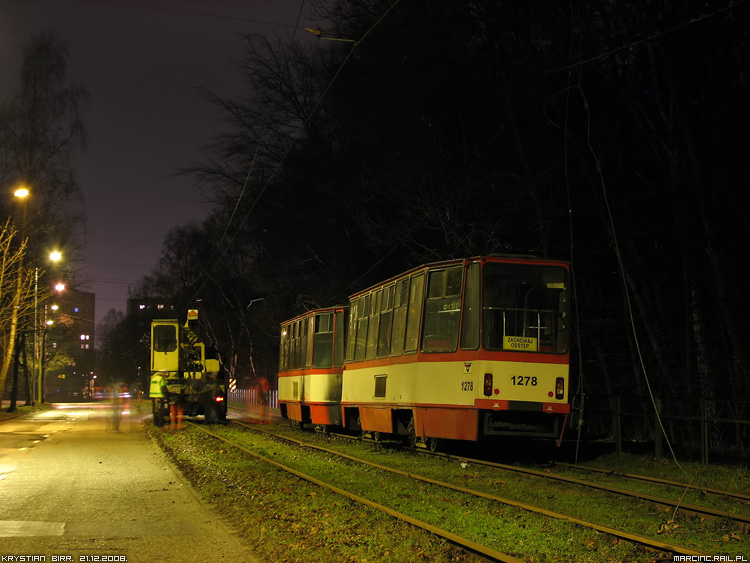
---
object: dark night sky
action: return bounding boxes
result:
[0,0,317,325]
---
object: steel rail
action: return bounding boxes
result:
[230,421,710,558]
[551,461,750,503]
[413,449,750,526]
[188,421,523,563]
[314,424,749,524]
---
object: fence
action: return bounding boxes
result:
[580,395,750,464]
[229,388,278,409]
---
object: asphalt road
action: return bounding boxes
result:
[0,402,262,563]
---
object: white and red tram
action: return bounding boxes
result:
[277,306,347,429]
[278,255,570,448]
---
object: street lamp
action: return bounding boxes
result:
[11,187,65,404]
[36,251,63,404]
[11,187,30,407]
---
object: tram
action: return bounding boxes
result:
[278,255,570,449]
[277,306,347,429]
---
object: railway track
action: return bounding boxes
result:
[408,448,750,528]
[270,419,749,529]
[309,422,750,528]
[551,461,750,504]
[209,420,714,559]
[188,421,524,563]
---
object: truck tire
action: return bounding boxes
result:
[204,400,219,424]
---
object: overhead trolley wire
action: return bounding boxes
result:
[188,0,402,303]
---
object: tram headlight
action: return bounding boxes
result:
[483,373,493,397]
[555,377,565,400]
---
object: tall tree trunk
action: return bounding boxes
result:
[0,239,26,397]
[1,258,24,392]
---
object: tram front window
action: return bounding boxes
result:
[482,264,568,353]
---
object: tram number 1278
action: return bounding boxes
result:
[511,376,538,386]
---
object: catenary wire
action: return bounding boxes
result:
[187,0,402,303]
[578,84,686,475]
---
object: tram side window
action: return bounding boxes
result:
[421,267,463,353]
[286,324,292,369]
[461,262,480,350]
[312,312,333,368]
[285,324,293,370]
[365,290,381,360]
[404,273,425,353]
[345,299,359,362]
[290,323,297,368]
[305,315,314,368]
[482,264,568,353]
[377,285,395,357]
[389,278,410,356]
[290,321,297,368]
[355,293,370,361]
[294,320,302,369]
[279,324,288,371]
[333,311,345,367]
[298,319,307,368]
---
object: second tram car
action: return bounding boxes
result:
[278,306,347,429]
[278,255,570,449]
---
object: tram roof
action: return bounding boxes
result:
[348,254,569,299]
[280,304,348,326]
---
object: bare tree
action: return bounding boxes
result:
[0,31,88,404]
[0,220,35,400]
[0,30,88,263]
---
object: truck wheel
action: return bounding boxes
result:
[204,401,218,424]
[218,401,227,421]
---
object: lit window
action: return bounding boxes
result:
[139,304,146,310]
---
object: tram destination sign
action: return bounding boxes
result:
[503,336,538,351]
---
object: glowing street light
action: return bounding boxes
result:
[11,188,66,405]
[36,252,64,404]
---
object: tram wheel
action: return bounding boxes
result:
[428,437,440,452]
[372,431,381,442]
[406,419,417,448]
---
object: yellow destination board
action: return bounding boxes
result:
[503,336,538,351]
